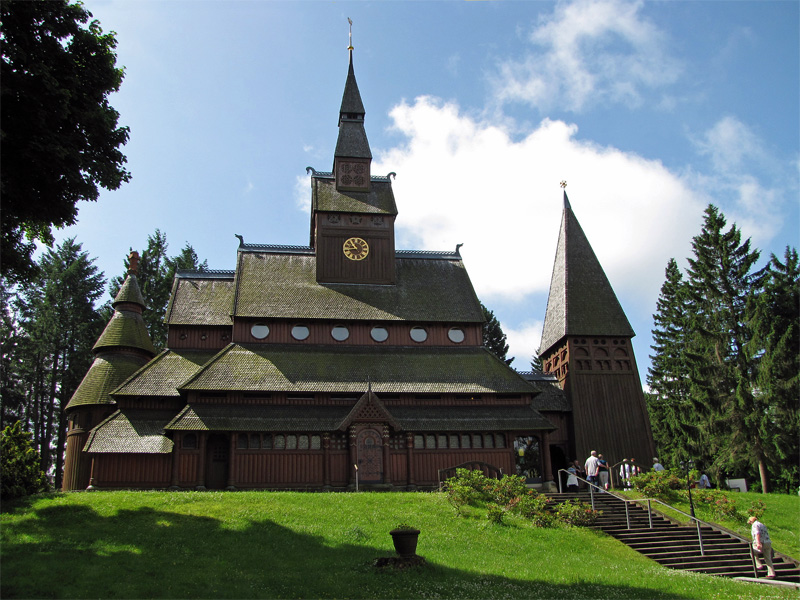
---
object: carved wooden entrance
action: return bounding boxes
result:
[206,434,229,489]
[356,428,383,483]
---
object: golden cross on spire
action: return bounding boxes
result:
[348,17,354,51]
[560,180,567,188]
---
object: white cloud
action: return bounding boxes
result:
[694,116,765,173]
[504,320,544,370]
[492,0,681,112]
[374,96,704,309]
[689,116,787,245]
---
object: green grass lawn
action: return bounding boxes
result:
[1,490,797,599]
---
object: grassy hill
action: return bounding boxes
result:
[1,490,797,599]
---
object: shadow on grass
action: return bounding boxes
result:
[2,501,702,600]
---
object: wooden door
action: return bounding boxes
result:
[206,434,229,489]
[357,429,383,483]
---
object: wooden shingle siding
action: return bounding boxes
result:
[234,453,324,485]
[569,372,654,467]
[412,450,514,485]
[168,326,231,350]
[177,453,199,486]
[94,454,172,488]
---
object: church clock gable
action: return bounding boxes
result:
[309,47,397,285]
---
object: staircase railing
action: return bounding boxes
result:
[556,469,759,577]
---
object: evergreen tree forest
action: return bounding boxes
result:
[0,232,206,489]
[647,205,799,494]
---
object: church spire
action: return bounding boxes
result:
[539,191,634,356]
[333,19,372,192]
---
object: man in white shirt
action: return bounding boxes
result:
[584,450,600,488]
[748,516,776,578]
[653,458,665,472]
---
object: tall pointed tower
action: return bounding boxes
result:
[539,193,655,467]
[311,44,398,285]
[62,253,156,490]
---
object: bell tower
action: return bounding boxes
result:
[333,48,371,192]
[309,30,398,285]
[539,192,655,466]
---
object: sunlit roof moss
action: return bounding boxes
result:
[66,353,151,410]
[93,310,156,355]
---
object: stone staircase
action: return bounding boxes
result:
[546,490,800,583]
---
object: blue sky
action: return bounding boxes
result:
[56,0,799,384]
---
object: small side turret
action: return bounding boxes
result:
[62,252,157,490]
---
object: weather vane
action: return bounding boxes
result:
[560,180,567,189]
[348,17,354,51]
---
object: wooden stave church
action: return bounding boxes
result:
[62,48,653,492]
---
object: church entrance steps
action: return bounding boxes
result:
[544,490,800,584]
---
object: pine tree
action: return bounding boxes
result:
[746,247,800,493]
[480,301,513,365]
[646,258,696,468]
[15,238,105,486]
[685,205,762,488]
[1,421,49,499]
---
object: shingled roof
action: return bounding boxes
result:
[391,405,554,431]
[66,353,152,410]
[94,309,157,355]
[334,53,371,161]
[539,193,634,356]
[164,271,235,326]
[180,344,538,395]
[112,349,218,398]
[311,175,397,215]
[68,271,156,411]
[165,404,351,432]
[113,274,146,307]
[84,410,174,453]
[230,251,482,322]
[164,402,553,433]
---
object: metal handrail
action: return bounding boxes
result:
[555,469,759,577]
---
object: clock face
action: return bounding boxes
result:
[343,237,369,261]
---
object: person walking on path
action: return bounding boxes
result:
[584,451,600,488]
[748,516,776,578]
[598,454,610,491]
[653,458,665,472]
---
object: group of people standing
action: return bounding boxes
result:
[565,454,714,492]
[565,450,613,492]
[564,453,650,491]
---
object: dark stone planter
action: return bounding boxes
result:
[389,528,420,557]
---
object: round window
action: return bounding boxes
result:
[410,326,428,343]
[291,325,310,340]
[331,325,349,341]
[370,327,389,342]
[448,327,465,343]
[251,324,270,339]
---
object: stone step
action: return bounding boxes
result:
[650,548,752,563]
[625,540,743,551]
[610,532,732,544]
[544,492,800,584]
